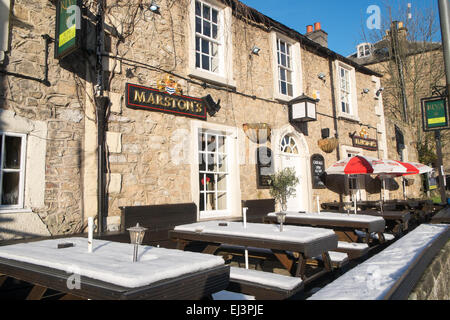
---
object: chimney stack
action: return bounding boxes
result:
[306,22,328,48]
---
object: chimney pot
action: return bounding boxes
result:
[314,22,322,31]
[307,25,313,33]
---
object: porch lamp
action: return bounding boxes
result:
[127,223,148,262]
[288,94,318,123]
[276,212,287,232]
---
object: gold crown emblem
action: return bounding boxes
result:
[157,75,182,95]
[359,129,369,139]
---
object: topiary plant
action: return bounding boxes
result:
[268,167,299,212]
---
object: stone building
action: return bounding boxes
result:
[0,0,389,240]
[349,21,448,200]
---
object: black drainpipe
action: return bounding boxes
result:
[328,57,343,203]
[95,1,107,236]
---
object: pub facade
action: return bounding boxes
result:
[0,0,403,239]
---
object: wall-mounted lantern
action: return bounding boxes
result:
[288,95,318,123]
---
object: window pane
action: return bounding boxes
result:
[217,136,226,153]
[2,172,20,205]
[217,174,227,191]
[211,56,219,73]
[195,1,201,16]
[196,36,200,51]
[280,68,286,81]
[201,39,209,54]
[212,24,218,39]
[207,135,216,151]
[202,54,210,70]
[217,193,227,210]
[199,153,206,171]
[206,174,215,191]
[280,41,286,53]
[196,17,202,33]
[280,54,286,67]
[4,136,22,169]
[280,81,287,95]
[203,21,211,37]
[288,84,293,97]
[206,193,216,210]
[212,9,218,23]
[203,4,210,20]
[196,53,201,68]
[199,192,205,211]
[217,155,227,172]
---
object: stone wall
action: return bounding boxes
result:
[409,240,450,300]
[0,0,90,239]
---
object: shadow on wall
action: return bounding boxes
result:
[0,216,45,243]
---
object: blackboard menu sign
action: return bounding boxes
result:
[311,154,326,189]
[257,147,274,188]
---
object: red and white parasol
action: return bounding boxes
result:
[325,156,408,175]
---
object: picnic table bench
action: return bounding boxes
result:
[308,224,450,300]
[227,267,304,300]
[169,221,338,282]
[0,238,229,300]
[431,206,450,224]
[264,211,386,259]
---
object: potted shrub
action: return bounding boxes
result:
[268,167,299,212]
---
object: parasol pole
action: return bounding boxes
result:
[242,207,249,270]
[381,177,386,215]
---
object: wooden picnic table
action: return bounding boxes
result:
[0,238,229,300]
[264,211,386,244]
[169,221,338,282]
[359,210,411,236]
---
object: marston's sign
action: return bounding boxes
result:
[352,134,378,151]
[125,83,207,120]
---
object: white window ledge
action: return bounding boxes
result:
[189,69,236,90]
[338,112,361,123]
[0,208,33,214]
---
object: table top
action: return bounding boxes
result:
[171,221,338,258]
[265,211,386,233]
[360,210,411,221]
[0,238,225,289]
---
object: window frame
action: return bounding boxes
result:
[271,32,302,101]
[188,0,235,88]
[0,132,27,210]
[198,129,230,216]
[336,61,359,121]
[276,38,294,97]
[195,0,222,74]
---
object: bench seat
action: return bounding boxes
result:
[313,251,349,268]
[335,241,369,260]
[227,267,304,300]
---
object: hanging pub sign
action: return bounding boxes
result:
[55,0,83,59]
[421,96,450,131]
[351,129,378,151]
[311,154,326,189]
[125,80,207,120]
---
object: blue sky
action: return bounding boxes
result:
[240,0,440,57]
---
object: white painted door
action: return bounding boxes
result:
[279,135,308,212]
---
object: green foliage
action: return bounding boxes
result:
[418,142,437,166]
[268,168,299,210]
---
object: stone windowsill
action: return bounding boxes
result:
[188,69,236,90]
[337,112,361,123]
[0,208,33,214]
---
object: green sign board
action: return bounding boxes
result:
[421,96,450,131]
[55,0,82,59]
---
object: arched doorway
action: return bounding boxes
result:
[274,128,311,212]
